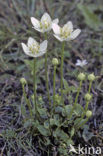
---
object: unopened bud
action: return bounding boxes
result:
[52,58,59,66]
[88,73,95,81]
[86,110,92,118]
[38,96,42,102]
[55,94,60,104]
[20,78,27,85]
[78,73,85,81]
[31,94,34,101]
[85,93,92,101]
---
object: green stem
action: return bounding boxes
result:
[69,81,82,118]
[88,81,92,93]
[74,81,82,108]
[84,81,92,115]
[60,41,65,105]
[53,65,56,113]
[76,118,88,130]
[76,81,93,128]
[33,58,37,116]
[45,33,51,105]
[22,84,32,117]
[84,101,89,115]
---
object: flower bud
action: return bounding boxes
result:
[52,58,59,66]
[88,73,95,81]
[77,73,86,81]
[20,78,27,85]
[85,93,92,101]
[38,96,42,102]
[55,94,60,104]
[62,143,66,148]
[31,94,34,101]
[86,110,92,118]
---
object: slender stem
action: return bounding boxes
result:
[45,33,51,105]
[33,58,37,116]
[84,81,92,115]
[69,81,82,119]
[76,81,93,128]
[53,65,56,113]
[88,81,92,93]
[84,101,89,115]
[74,81,82,108]
[60,41,65,105]
[22,84,32,117]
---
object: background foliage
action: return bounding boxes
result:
[0,0,103,155]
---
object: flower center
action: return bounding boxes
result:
[61,27,72,39]
[42,20,50,29]
[29,43,40,54]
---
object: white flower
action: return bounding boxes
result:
[76,59,87,67]
[52,21,81,42]
[31,12,59,33]
[21,37,48,57]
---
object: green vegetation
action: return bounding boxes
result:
[0,0,103,155]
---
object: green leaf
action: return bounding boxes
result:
[53,129,69,142]
[78,4,102,30]
[50,117,60,127]
[24,119,34,128]
[55,106,63,114]
[44,138,51,146]
[83,125,94,142]
[24,58,44,73]
[70,127,75,138]
[21,103,26,117]
[62,105,72,117]
[63,79,77,94]
[37,108,48,119]
[74,104,84,116]
[37,124,51,136]
[74,118,86,126]
[44,120,49,129]
[58,146,68,156]
[66,139,74,146]
[63,79,69,90]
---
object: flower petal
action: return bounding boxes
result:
[42,27,51,33]
[21,43,31,56]
[62,21,73,34]
[77,59,81,63]
[27,37,38,47]
[75,62,80,66]
[53,34,64,42]
[52,23,61,35]
[70,29,81,40]
[32,27,43,33]
[65,21,73,31]
[35,51,46,58]
[52,18,59,24]
[39,40,48,52]
[41,12,51,24]
[31,17,40,29]
[83,60,87,65]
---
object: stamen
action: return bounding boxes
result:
[29,43,40,54]
[43,20,50,29]
[60,27,72,39]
